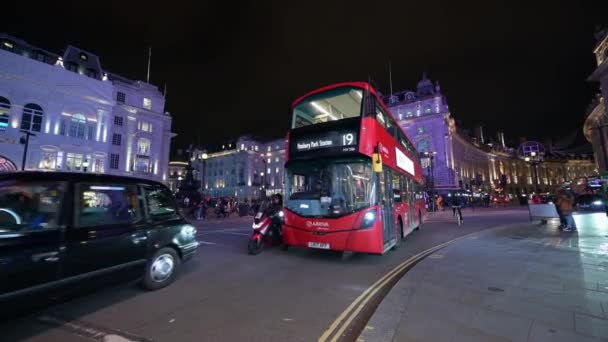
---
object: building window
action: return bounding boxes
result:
[418,126,425,134]
[66,62,78,72]
[116,92,126,103]
[137,138,151,156]
[416,139,428,153]
[114,116,123,126]
[138,121,152,132]
[143,97,152,110]
[0,96,11,131]
[39,150,58,170]
[110,154,119,169]
[93,157,104,173]
[406,111,413,117]
[79,53,88,61]
[276,167,279,173]
[66,153,84,171]
[275,157,279,162]
[86,68,97,79]
[425,105,432,113]
[20,103,43,132]
[59,119,67,136]
[86,125,94,140]
[69,114,86,139]
[112,133,122,146]
[35,51,46,63]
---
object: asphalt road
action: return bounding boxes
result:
[0,207,531,342]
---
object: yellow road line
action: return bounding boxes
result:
[319,229,493,342]
[328,246,444,342]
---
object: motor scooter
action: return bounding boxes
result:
[248,200,283,255]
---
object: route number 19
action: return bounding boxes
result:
[342,133,355,145]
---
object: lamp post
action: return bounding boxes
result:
[19,129,36,171]
[421,151,437,211]
[591,120,608,171]
[201,152,208,194]
[518,142,545,194]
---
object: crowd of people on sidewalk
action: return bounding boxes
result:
[179,195,266,221]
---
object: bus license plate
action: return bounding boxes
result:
[308,242,330,250]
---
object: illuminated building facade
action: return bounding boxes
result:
[586,28,608,174]
[190,136,286,200]
[387,74,596,196]
[0,33,174,182]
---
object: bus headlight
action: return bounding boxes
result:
[360,210,376,229]
[593,200,603,206]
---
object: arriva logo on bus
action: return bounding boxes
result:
[306,221,330,229]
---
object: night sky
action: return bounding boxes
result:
[3,1,607,151]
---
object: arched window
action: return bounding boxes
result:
[0,97,10,131]
[134,138,152,173]
[137,138,151,156]
[69,114,86,139]
[20,103,43,132]
[417,139,428,152]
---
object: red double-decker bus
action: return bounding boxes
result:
[282,82,426,254]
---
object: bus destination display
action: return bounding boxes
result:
[294,131,358,153]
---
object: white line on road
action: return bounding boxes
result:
[197,240,217,245]
[36,315,150,342]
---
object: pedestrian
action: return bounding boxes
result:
[557,190,576,231]
[184,196,190,208]
[195,200,203,220]
[555,190,566,229]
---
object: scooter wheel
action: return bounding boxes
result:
[248,238,264,255]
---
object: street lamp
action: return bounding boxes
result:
[19,129,36,171]
[421,151,437,211]
[518,141,545,193]
[201,152,208,193]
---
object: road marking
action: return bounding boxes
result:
[428,254,444,259]
[36,315,151,342]
[319,226,509,342]
[197,240,217,245]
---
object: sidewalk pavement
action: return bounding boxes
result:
[360,212,608,342]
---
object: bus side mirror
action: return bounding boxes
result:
[372,153,383,173]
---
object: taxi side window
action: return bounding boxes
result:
[75,184,141,227]
[143,186,177,220]
[0,181,66,232]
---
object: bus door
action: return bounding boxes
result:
[378,169,395,245]
[407,178,415,230]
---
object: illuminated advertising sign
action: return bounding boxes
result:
[395,147,415,176]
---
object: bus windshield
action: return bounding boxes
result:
[292,86,363,129]
[286,160,375,217]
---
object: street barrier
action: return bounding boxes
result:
[527,203,559,222]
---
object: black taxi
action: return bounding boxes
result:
[0,172,198,300]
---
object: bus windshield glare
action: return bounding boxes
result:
[286,160,375,217]
[292,87,363,129]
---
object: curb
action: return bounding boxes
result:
[355,222,539,342]
[319,222,526,342]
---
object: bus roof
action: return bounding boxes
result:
[291,81,420,161]
[291,82,378,107]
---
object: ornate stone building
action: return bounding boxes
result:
[386,74,596,196]
[0,33,174,182]
[586,28,608,174]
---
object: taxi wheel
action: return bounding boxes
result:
[142,247,181,291]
